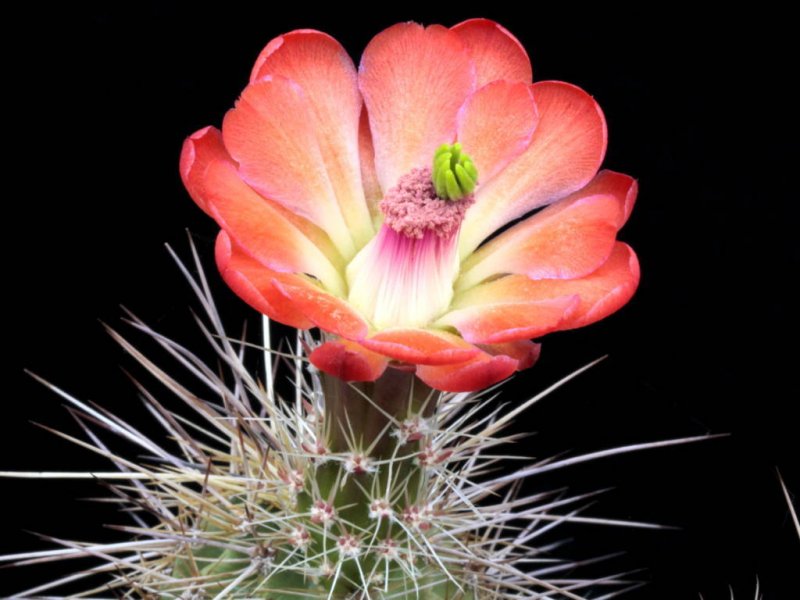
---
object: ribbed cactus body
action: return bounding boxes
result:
[1,249,641,598]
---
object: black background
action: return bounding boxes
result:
[5,4,798,598]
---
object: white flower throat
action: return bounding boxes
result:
[347,167,474,330]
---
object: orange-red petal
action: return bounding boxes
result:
[359,107,382,223]
[480,340,542,371]
[437,295,580,344]
[445,243,640,342]
[203,159,345,296]
[458,170,636,290]
[597,170,639,227]
[215,232,312,329]
[553,243,641,330]
[457,81,538,183]
[359,22,476,191]
[416,351,518,392]
[222,75,355,258]
[250,30,374,248]
[179,126,231,216]
[273,278,369,341]
[185,134,342,265]
[359,329,479,366]
[310,339,388,382]
[451,19,532,87]
[460,81,608,258]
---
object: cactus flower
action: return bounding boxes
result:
[181,19,639,392]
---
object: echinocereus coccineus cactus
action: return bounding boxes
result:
[2,19,662,599]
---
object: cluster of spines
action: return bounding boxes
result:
[0,242,669,598]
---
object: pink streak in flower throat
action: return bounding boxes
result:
[346,167,475,328]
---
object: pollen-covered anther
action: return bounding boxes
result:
[380,167,474,239]
[337,533,361,558]
[343,452,376,475]
[310,500,336,526]
[369,498,394,520]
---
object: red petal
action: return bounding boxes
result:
[447,243,639,341]
[273,278,369,340]
[179,126,231,215]
[416,351,518,392]
[359,22,475,191]
[437,295,580,344]
[215,232,312,329]
[451,19,532,87]
[250,30,374,248]
[457,81,538,183]
[181,126,342,262]
[458,169,636,290]
[359,107,382,222]
[203,159,346,296]
[480,340,542,371]
[222,76,355,258]
[593,170,639,227]
[460,81,608,257]
[555,243,641,329]
[310,339,388,382]
[359,329,479,366]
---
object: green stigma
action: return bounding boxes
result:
[432,142,478,201]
